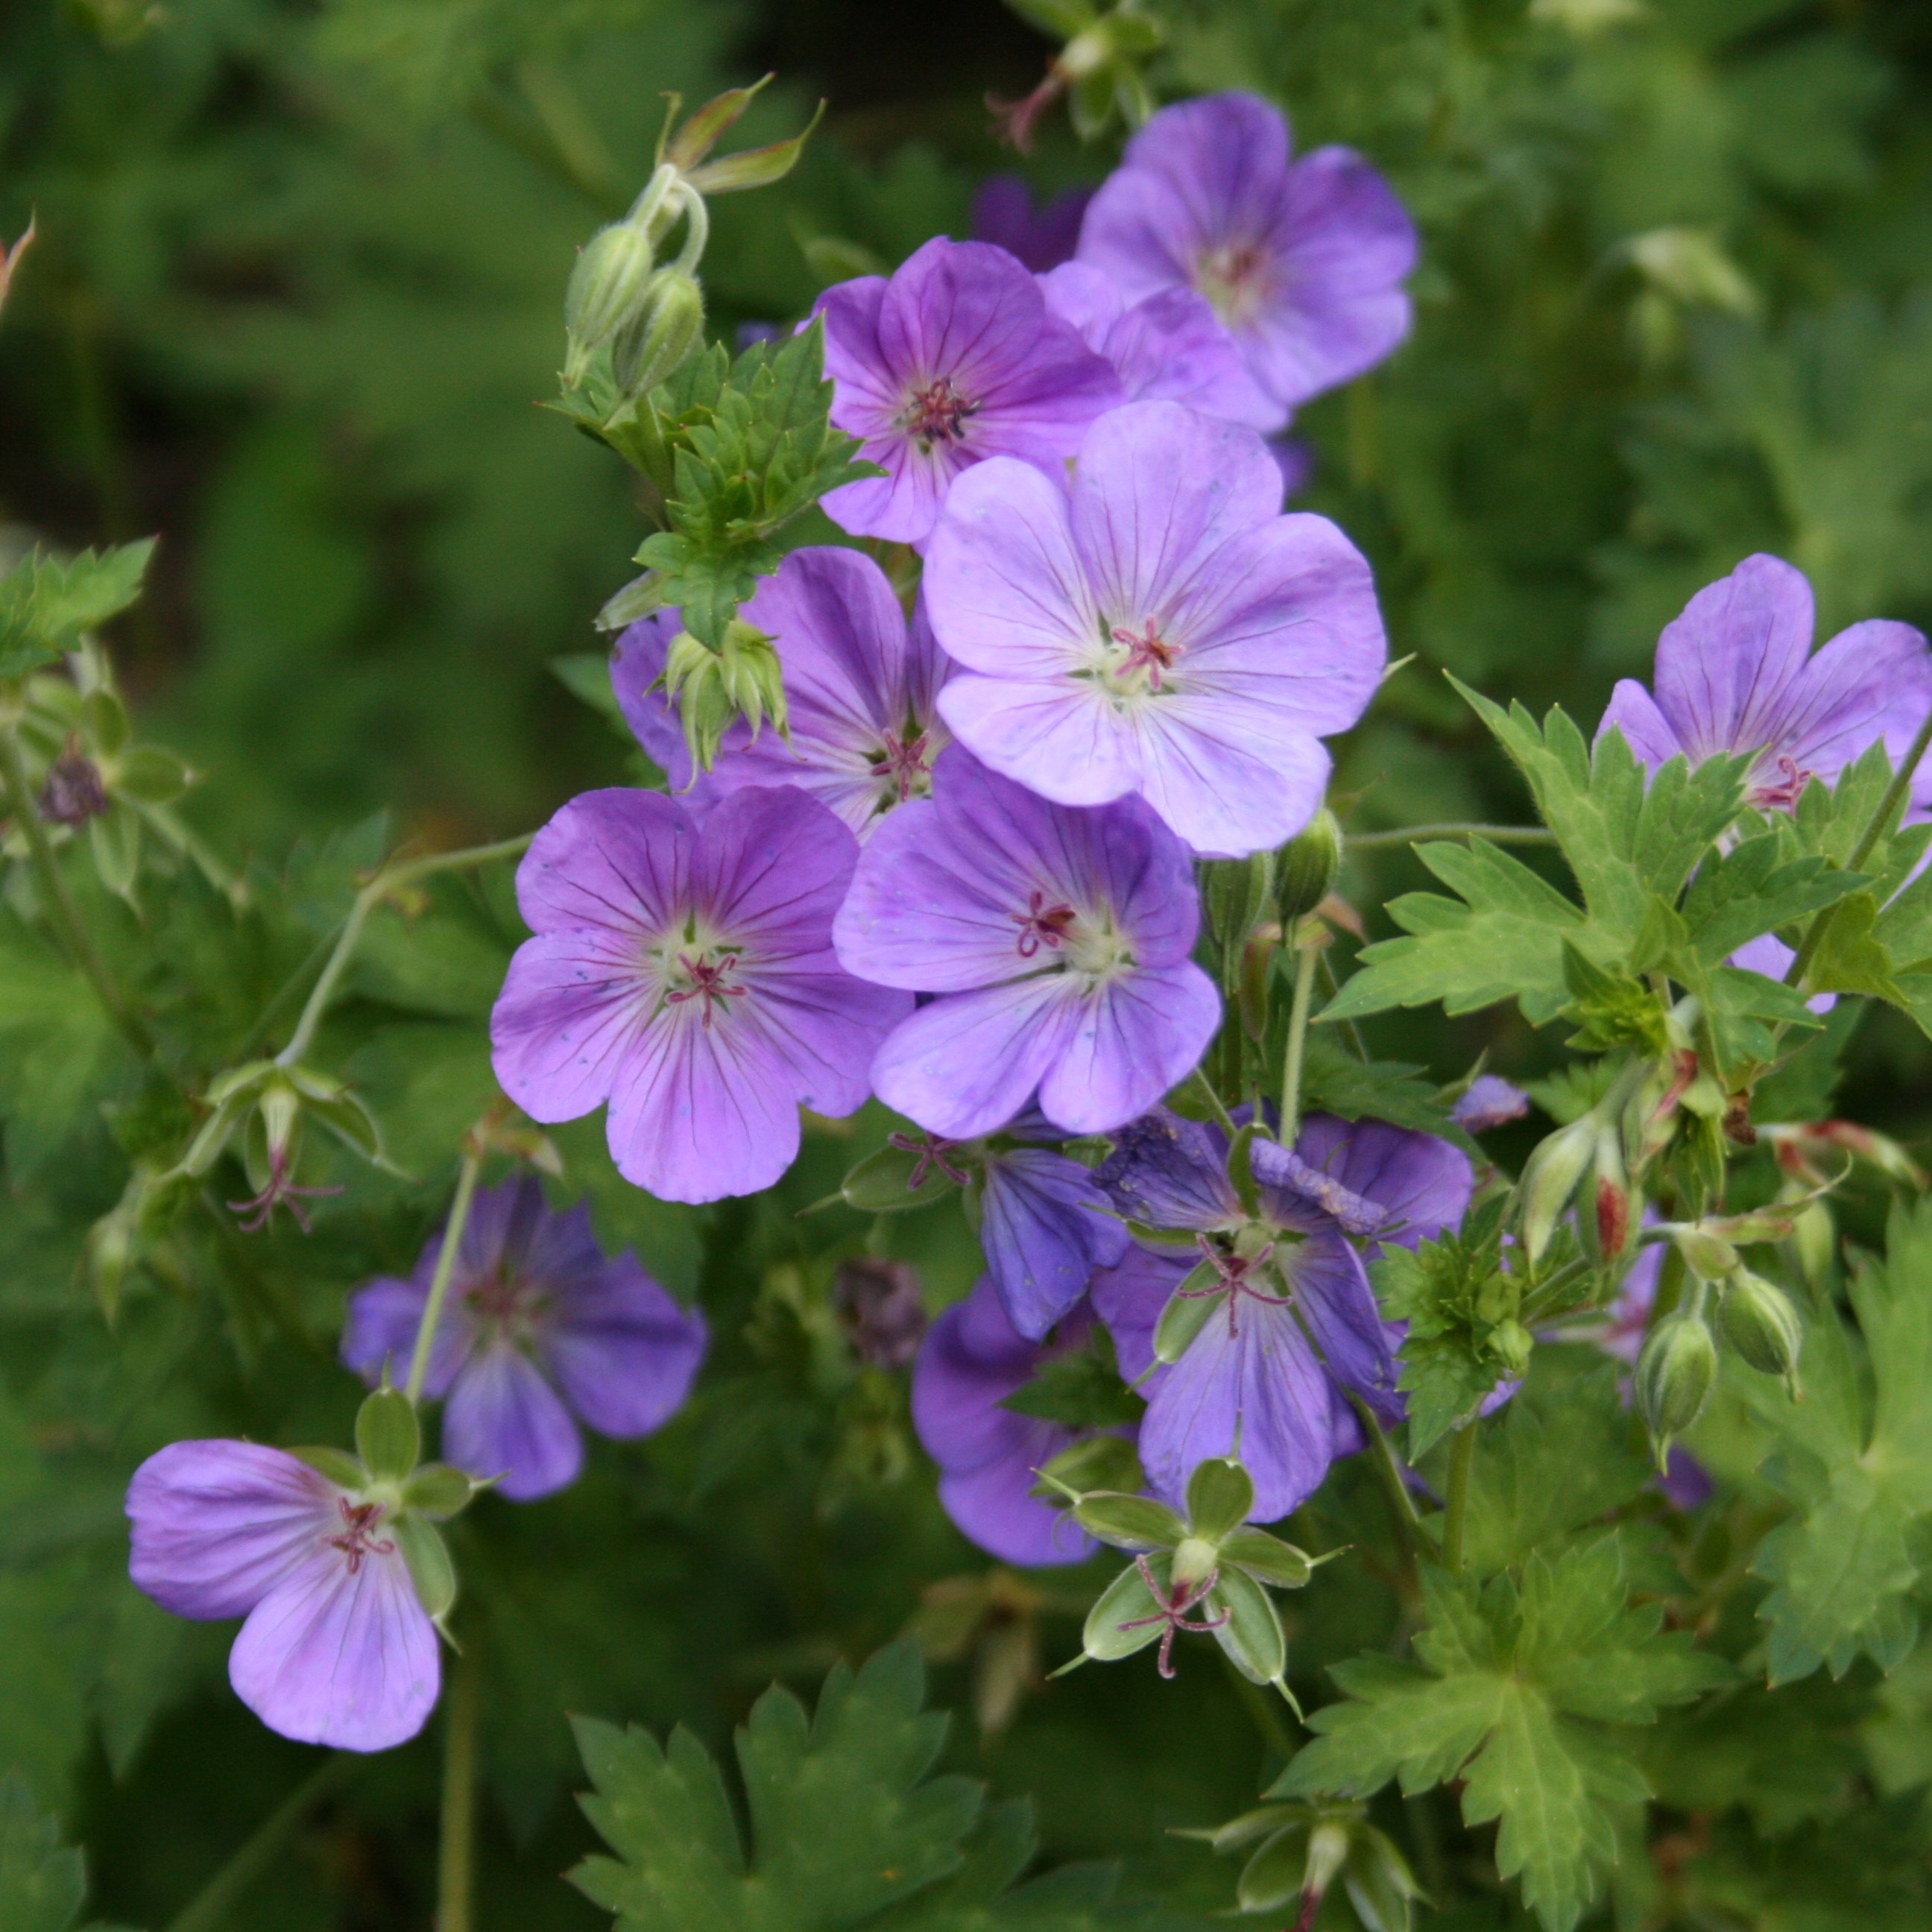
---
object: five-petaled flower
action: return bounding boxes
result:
[341,1175,707,1500]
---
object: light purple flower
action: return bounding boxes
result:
[1450,1075,1530,1132]
[1091,1109,1471,1521]
[924,399,1386,856]
[127,1441,438,1752]
[614,549,952,838]
[972,177,1093,272]
[491,785,911,1205]
[833,753,1219,1141]
[1038,261,1284,432]
[912,1278,1114,1566]
[341,1176,707,1501]
[814,236,1122,545]
[1598,554,1932,815]
[1078,92,1417,417]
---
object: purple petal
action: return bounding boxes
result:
[1775,618,1932,789]
[1093,1108,1242,1232]
[513,788,698,938]
[1034,963,1220,1136]
[542,1260,709,1440]
[1450,1076,1530,1132]
[127,1442,339,1621]
[341,1273,467,1401]
[972,177,1092,273]
[1287,1230,1401,1421]
[490,926,648,1125]
[1278,1114,1473,1250]
[1091,1246,1189,1382]
[979,1144,1131,1342]
[1729,932,1835,1015]
[1106,95,1295,276]
[443,1343,584,1500]
[1597,679,1685,767]
[229,1540,439,1752]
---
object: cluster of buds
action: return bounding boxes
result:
[658,619,790,772]
[1185,1796,1423,1928]
[561,80,818,409]
[994,0,1166,150]
[1048,1456,1325,1700]
[1197,808,1344,1042]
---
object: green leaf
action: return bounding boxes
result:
[1296,1035,1477,1154]
[1000,1328,1143,1430]
[0,1773,85,1932]
[0,540,156,681]
[1748,1199,1932,1683]
[1278,1540,1727,1932]
[1675,832,1866,964]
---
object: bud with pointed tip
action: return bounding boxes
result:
[1274,809,1342,926]
[1581,1118,1639,1268]
[1791,1196,1835,1290]
[1515,1114,1595,1263]
[1199,852,1275,959]
[612,268,705,400]
[660,622,790,771]
[1635,1310,1717,1464]
[1720,1269,1803,1396]
[564,221,657,384]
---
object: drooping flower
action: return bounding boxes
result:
[1078,92,1417,417]
[833,753,1219,1141]
[341,1175,707,1500]
[1038,261,1284,432]
[971,177,1092,272]
[491,786,911,1204]
[614,549,952,837]
[976,1108,1132,1342]
[814,236,1123,546]
[1091,1109,1471,1521]
[912,1277,1119,1567]
[1597,553,1932,815]
[925,399,1386,855]
[127,1440,439,1752]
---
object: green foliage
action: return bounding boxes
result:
[1279,1538,1729,1932]
[0,542,154,683]
[0,1774,86,1932]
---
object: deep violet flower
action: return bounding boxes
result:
[1090,1109,1471,1521]
[1598,553,1932,815]
[1078,92,1417,417]
[833,753,1219,1141]
[127,1440,438,1751]
[341,1176,707,1500]
[1038,261,1284,432]
[814,236,1122,545]
[925,400,1386,856]
[613,549,953,837]
[912,1277,1116,1566]
[491,786,911,1204]
[972,177,1093,272]
[977,1111,1131,1342]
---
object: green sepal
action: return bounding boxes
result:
[1208,1565,1289,1688]
[402,1461,482,1521]
[1185,1456,1254,1542]
[394,1515,456,1624]
[1080,1556,1167,1663]
[1154,1269,1224,1363]
[111,742,192,805]
[1221,1527,1317,1589]
[1069,1491,1186,1551]
[88,806,141,906]
[356,1385,420,1483]
[840,1139,965,1213]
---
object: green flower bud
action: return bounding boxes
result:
[1199,853,1275,954]
[564,221,657,382]
[1489,1316,1532,1377]
[661,623,790,772]
[1515,1114,1595,1263]
[1720,1269,1804,1395]
[611,268,705,400]
[1673,1223,1740,1281]
[1580,1119,1639,1268]
[1792,1196,1836,1290]
[1274,809,1342,926]
[1634,1310,1717,1464]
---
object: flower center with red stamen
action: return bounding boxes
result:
[1114,1552,1230,1679]
[665,950,748,1028]
[900,376,979,452]
[1747,752,1811,812]
[886,1131,971,1189]
[327,1496,397,1575]
[869,728,934,804]
[1109,619,1179,692]
[1011,888,1079,959]
[1193,237,1275,329]
[1179,1234,1293,1338]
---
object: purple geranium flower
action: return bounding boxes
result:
[1090,1109,1471,1521]
[814,236,1122,545]
[912,1278,1115,1566]
[341,1176,707,1500]
[1598,554,1932,815]
[1038,261,1284,432]
[971,177,1093,272]
[613,550,952,838]
[491,786,911,1204]
[833,753,1219,1141]
[977,1109,1132,1342]
[127,1440,438,1752]
[1078,92,1417,417]
[925,399,1385,856]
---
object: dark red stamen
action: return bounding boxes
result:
[1115,1552,1229,1679]
[1179,1234,1292,1338]
[871,728,932,803]
[227,1146,344,1235]
[1012,888,1078,959]
[887,1131,971,1189]
[1749,752,1810,811]
[986,69,1066,154]
[666,952,747,1028]
[328,1496,396,1575]
[1110,619,1178,690]
[902,376,979,449]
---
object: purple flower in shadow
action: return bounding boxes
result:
[814,236,1121,545]
[341,1176,707,1500]
[127,1441,438,1752]
[972,177,1093,271]
[1078,92,1417,417]
[833,752,1219,1140]
[491,785,911,1203]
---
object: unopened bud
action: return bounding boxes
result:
[1489,1317,1532,1377]
[39,736,109,824]
[1274,809,1342,926]
[1673,1224,1739,1282]
[612,268,704,399]
[1516,1114,1595,1263]
[1199,852,1275,956]
[1792,1197,1835,1289]
[1582,1120,1639,1267]
[564,221,657,382]
[1634,1311,1717,1463]
[1303,1820,1352,1912]
[1720,1269,1803,1395]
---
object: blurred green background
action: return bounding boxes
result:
[4,0,1932,1926]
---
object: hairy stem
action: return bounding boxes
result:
[407,1149,484,1407]
[437,1634,485,1932]
[1345,823,1557,851]
[1278,941,1318,1145]
[1443,1421,1478,1575]
[1346,1392,1423,1571]
[163,1753,355,1932]
[277,834,531,1069]
[0,720,155,1058]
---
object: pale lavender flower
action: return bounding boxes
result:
[341,1176,707,1500]
[912,1278,1115,1566]
[1038,261,1284,432]
[491,786,911,1204]
[1091,1109,1471,1521]
[925,399,1386,855]
[814,236,1122,545]
[972,177,1093,271]
[1598,553,1932,814]
[1078,92,1417,417]
[833,753,1219,1141]
[127,1441,438,1752]
[1450,1076,1530,1132]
